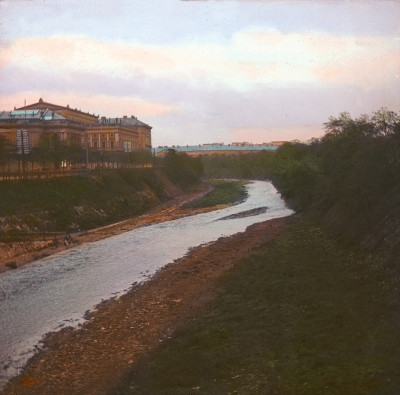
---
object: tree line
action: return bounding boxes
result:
[202,109,400,263]
[160,149,203,187]
[0,133,153,173]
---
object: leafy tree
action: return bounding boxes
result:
[32,133,65,169]
[163,150,203,186]
[270,109,400,260]
[0,134,11,174]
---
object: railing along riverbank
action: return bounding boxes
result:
[0,164,153,182]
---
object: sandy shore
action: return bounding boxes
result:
[1,208,293,395]
[0,185,215,274]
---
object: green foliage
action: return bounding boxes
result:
[162,150,203,187]
[0,132,154,171]
[87,150,153,166]
[271,109,400,259]
[32,133,67,168]
[0,169,169,232]
[184,180,247,209]
[0,134,14,171]
[271,143,320,208]
[197,108,399,260]
[0,135,8,164]
[201,151,275,179]
[113,220,400,395]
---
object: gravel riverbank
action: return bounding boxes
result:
[1,216,292,395]
[0,185,213,274]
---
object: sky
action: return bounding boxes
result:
[0,0,399,146]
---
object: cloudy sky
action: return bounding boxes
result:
[0,0,399,146]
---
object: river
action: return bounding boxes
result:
[0,180,293,387]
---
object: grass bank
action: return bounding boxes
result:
[184,179,247,209]
[0,169,169,235]
[113,218,400,395]
[0,175,247,241]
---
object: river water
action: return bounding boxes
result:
[0,180,293,387]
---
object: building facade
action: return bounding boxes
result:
[153,143,278,157]
[0,99,152,154]
[86,116,152,152]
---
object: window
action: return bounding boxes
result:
[110,141,114,149]
[93,141,98,148]
[102,141,106,149]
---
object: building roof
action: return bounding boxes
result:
[0,108,67,121]
[99,115,151,129]
[16,98,98,120]
[1,100,151,129]
[153,144,278,154]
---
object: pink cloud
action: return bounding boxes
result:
[4,31,398,91]
[0,92,176,118]
[231,125,324,143]
[0,44,13,69]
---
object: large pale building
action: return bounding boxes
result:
[86,116,152,152]
[0,99,152,153]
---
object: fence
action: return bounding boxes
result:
[0,230,75,243]
[0,163,154,182]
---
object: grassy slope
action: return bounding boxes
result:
[0,169,166,232]
[0,176,246,237]
[114,218,400,395]
[184,180,247,209]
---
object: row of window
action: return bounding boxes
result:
[90,132,115,138]
[92,140,115,149]
[91,140,139,150]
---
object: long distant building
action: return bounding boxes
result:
[153,143,279,157]
[0,98,152,153]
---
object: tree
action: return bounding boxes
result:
[33,133,67,169]
[0,134,13,175]
[163,150,203,186]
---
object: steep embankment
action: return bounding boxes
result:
[201,110,400,268]
[111,217,400,395]
[0,169,178,236]
[0,168,187,270]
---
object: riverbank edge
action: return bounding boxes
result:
[1,214,294,395]
[0,183,220,274]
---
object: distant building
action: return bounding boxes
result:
[0,98,152,153]
[153,143,278,157]
[232,142,250,146]
[86,116,151,152]
[269,141,287,146]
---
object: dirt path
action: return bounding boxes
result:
[0,184,214,274]
[1,215,293,395]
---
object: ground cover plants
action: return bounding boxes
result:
[183,179,247,209]
[114,218,400,395]
[269,109,400,263]
[201,109,400,265]
[0,169,169,234]
[112,109,400,394]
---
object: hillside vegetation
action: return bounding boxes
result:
[202,151,275,179]
[0,169,167,236]
[183,180,247,209]
[0,152,204,238]
[271,109,400,265]
[114,218,400,395]
[203,109,400,265]
[114,109,400,395]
